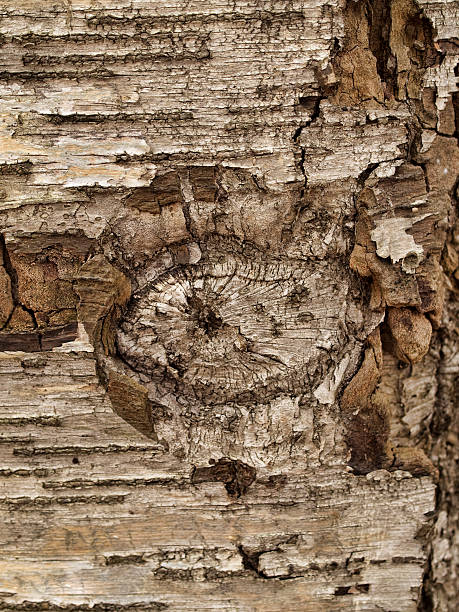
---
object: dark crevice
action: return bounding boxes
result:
[419,476,440,611]
[105,554,146,566]
[335,586,351,596]
[297,147,307,199]
[297,95,322,122]
[0,235,39,333]
[0,160,33,176]
[293,95,323,199]
[294,95,322,141]
[415,161,430,193]
[238,545,267,577]
[366,0,396,95]
[191,457,256,498]
[292,125,303,141]
[189,296,223,337]
[335,583,370,596]
[238,545,295,580]
[407,122,430,192]
[357,162,380,186]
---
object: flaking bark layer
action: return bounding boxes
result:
[0,0,457,609]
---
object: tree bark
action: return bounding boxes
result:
[0,0,457,610]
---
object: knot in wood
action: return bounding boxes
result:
[116,255,348,405]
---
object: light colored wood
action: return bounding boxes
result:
[0,0,457,609]
[0,353,435,610]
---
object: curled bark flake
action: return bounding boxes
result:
[392,446,439,480]
[107,371,153,438]
[386,306,433,363]
[76,254,131,350]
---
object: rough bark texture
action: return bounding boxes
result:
[0,0,457,610]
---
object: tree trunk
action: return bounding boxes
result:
[0,0,457,610]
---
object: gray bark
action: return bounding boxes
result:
[0,0,457,610]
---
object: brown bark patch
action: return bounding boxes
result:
[76,255,131,348]
[0,237,84,349]
[107,371,153,438]
[125,171,183,214]
[392,446,438,479]
[189,166,217,202]
[341,328,393,474]
[0,322,78,352]
[331,0,385,105]
[386,307,432,363]
[333,0,441,105]
[0,266,13,327]
[346,406,393,475]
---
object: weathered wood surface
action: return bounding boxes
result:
[0,0,457,610]
[0,352,435,610]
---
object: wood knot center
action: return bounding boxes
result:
[115,255,348,404]
[189,296,223,337]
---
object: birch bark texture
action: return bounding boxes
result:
[0,0,457,610]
